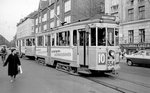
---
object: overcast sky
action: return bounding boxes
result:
[0,0,39,41]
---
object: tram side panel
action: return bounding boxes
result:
[25,46,35,57]
[51,47,74,65]
[21,46,26,56]
[88,47,97,70]
[36,47,47,59]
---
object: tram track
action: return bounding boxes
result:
[54,66,136,93]
[83,73,150,93]
[85,77,137,93]
[106,73,150,89]
[45,63,149,93]
[55,69,149,93]
[116,76,150,89]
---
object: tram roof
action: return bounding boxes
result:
[51,15,117,31]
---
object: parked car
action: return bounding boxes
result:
[126,50,150,66]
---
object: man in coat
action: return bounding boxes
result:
[3,49,21,82]
[1,46,7,63]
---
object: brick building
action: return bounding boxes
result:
[34,0,105,34]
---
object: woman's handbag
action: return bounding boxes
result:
[18,65,23,74]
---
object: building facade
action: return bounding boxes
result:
[16,11,37,50]
[119,0,150,54]
[17,18,34,39]
[34,0,105,34]
[105,0,119,17]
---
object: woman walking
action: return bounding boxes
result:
[3,49,21,82]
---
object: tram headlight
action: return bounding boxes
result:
[109,50,115,58]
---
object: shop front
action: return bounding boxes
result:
[120,43,150,55]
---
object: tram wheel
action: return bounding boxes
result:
[127,60,133,66]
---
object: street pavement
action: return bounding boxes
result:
[118,62,150,88]
[0,57,119,93]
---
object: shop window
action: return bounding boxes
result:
[139,29,145,43]
[128,30,134,43]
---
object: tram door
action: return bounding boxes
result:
[46,35,51,65]
[78,29,89,67]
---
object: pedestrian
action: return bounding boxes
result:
[1,46,7,63]
[3,49,21,82]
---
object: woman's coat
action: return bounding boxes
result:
[4,54,21,76]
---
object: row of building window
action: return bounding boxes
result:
[35,16,71,33]
[128,5,145,21]
[129,0,145,5]
[35,0,71,25]
[128,29,145,43]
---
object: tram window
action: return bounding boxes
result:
[32,39,35,46]
[115,28,119,46]
[98,28,106,46]
[45,35,48,46]
[37,36,44,46]
[26,39,28,46]
[73,30,77,46]
[146,52,150,56]
[91,28,96,46]
[79,31,84,46]
[16,40,18,47]
[26,39,32,46]
[107,28,114,46]
[22,39,25,46]
[79,30,89,46]
[56,31,70,46]
[56,33,59,46]
[51,34,55,46]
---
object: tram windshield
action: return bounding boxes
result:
[97,27,116,46]
[98,28,106,46]
[107,28,114,46]
[73,27,118,46]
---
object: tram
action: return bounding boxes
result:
[16,36,35,59]
[35,15,120,74]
